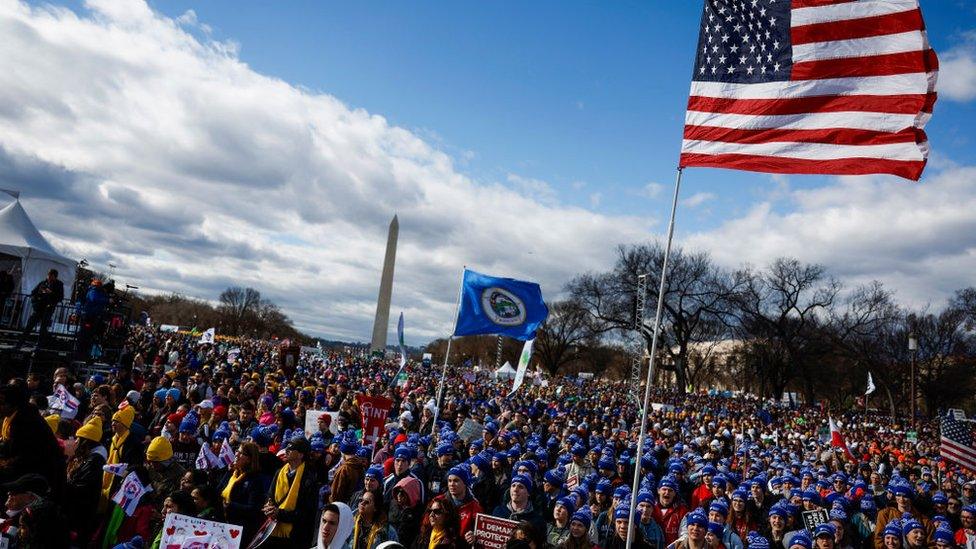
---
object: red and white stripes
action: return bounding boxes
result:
[681,0,938,181]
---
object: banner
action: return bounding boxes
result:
[358,394,393,449]
[48,384,80,420]
[199,327,215,344]
[160,512,242,549]
[474,514,519,549]
[112,471,152,516]
[160,324,179,333]
[508,338,535,396]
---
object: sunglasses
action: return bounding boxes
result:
[428,508,444,515]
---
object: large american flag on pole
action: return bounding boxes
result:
[680,0,938,181]
[941,413,976,472]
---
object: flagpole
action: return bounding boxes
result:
[626,166,683,549]
[431,267,466,437]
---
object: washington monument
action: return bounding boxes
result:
[370,214,398,353]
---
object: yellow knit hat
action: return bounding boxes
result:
[45,414,60,433]
[146,436,173,462]
[76,416,103,442]
[112,405,135,429]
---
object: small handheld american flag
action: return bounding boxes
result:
[941,412,976,472]
[680,0,938,181]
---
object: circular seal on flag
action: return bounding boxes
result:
[481,287,526,326]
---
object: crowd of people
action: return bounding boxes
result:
[0,324,972,549]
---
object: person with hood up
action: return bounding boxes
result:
[389,475,423,547]
[314,502,354,549]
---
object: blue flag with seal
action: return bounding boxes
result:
[453,269,548,341]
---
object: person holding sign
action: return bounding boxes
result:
[263,436,319,548]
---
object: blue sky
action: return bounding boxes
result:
[5,0,976,343]
[145,0,976,227]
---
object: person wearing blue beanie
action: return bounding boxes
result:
[491,473,545,543]
[790,531,813,549]
[547,496,576,546]
[630,489,666,549]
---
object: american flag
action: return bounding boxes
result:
[941,413,976,472]
[680,0,938,181]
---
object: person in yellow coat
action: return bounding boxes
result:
[100,405,143,511]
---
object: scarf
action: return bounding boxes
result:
[100,431,129,511]
[270,462,305,538]
[0,411,15,441]
[221,470,245,505]
[352,517,384,549]
[429,526,447,548]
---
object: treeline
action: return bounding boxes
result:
[130,286,309,342]
[445,243,976,415]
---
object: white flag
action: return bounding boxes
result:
[508,338,535,397]
[865,372,876,395]
[219,439,236,468]
[196,442,221,470]
[112,471,152,516]
[199,327,216,344]
[49,384,80,420]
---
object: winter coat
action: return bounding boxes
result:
[389,476,423,547]
[66,451,106,543]
[332,456,368,504]
[219,469,270,546]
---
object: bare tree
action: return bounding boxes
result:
[535,301,590,375]
[729,258,839,401]
[218,286,262,336]
[568,243,733,393]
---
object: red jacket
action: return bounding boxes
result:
[691,483,712,508]
[653,502,689,545]
[433,492,483,538]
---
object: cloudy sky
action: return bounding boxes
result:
[2,0,975,344]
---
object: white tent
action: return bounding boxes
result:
[494,361,517,380]
[0,199,75,297]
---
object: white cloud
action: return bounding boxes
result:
[681,192,715,208]
[685,166,976,307]
[642,182,664,198]
[0,0,649,342]
[938,31,976,102]
[506,173,559,204]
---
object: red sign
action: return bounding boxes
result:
[358,394,393,449]
[474,514,519,549]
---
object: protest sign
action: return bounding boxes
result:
[422,353,432,367]
[358,394,393,449]
[305,410,340,437]
[458,418,484,443]
[802,509,830,533]
[566,474,579,490]
[161,512,242,549]
[474,514,519,549]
